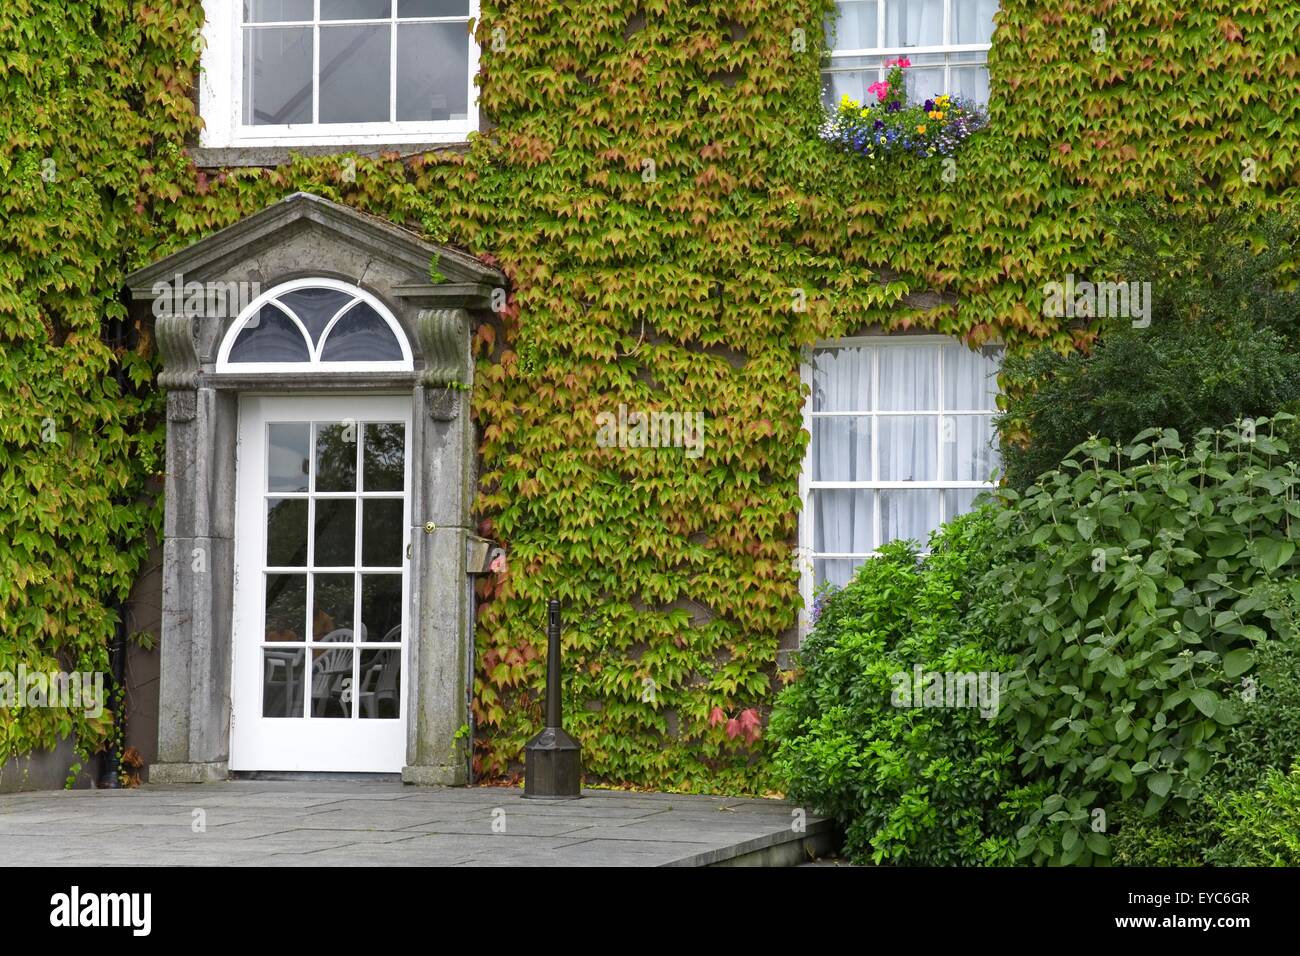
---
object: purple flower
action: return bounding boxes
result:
[873,119,884,130]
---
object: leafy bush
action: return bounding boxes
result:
[769,507,1020,865]
[986,419,1300,864]
[1206,766,1300,866]
[997,204,1300,491]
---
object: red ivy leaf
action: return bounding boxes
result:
[725,718,741,739]
[709,706,726,727]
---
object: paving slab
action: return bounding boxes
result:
[0,781,831,867]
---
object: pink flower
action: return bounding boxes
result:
[867,80,890,102]
[884,57,911,68]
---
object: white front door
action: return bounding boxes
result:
[230,395,411,772]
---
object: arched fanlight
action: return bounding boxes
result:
[216,278,413,372]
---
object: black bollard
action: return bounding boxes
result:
[523,600,582,799]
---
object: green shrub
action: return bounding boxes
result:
[986,419,1300,864]
[769,507,1020,865]
[997,203,1300,491]
[1206,766,1300,866]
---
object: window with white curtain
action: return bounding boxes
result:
[199,1,479,148]
[800,337,1001,609]
[822,0,998,108]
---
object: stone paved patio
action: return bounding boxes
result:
[0,781,832,867]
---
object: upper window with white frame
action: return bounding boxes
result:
[822,0,998,109]
[200,1,478,149]
[800,336,1001,608]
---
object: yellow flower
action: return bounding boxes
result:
[917,124,927,134]
[936,111,945,120]
[928,110,941,119]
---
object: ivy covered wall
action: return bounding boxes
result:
[1,0,1297,791]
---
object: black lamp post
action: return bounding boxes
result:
[523,600,582,799]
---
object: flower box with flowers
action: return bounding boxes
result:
[824,58,988,164]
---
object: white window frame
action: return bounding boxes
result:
[822,0,994,99]
[797,334,1001,634]
[199,0,480,148]
[215,277,414,373]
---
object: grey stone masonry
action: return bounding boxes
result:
[126,193,506,786]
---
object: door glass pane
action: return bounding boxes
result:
[311,647,354,717]
[263,648,306,717]
[363,423,405,491]
[266,498,309,566]
[265,574,307,642]
[268,422,310,492]
[313,573,355,640]
[319,24,391,123]
[359,650,400,718]
[320,304,405,361]
[396,22,469,121]
[228,305,310,362]
[243,27,313,125]
[362,500,404,567]
[279,288,355,346]
[315,422,358,492]
[361,574,402,641]
[314,499,357,566]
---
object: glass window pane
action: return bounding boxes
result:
[943,343,1000,410]
[943,487,983,522]
[812,347,872,412]
[245,0,314,23]
[322,0,391,18]
[320,303,405,361]
[243,27,313,125]
[898,53,946,100]
[812,417,872,481]
[827,1,879,50]
[813,489,876,554]
[942,415,998,481]
[362,499,404,567]
[311,647,353,717]
[228,305,310,362]
[265,574,307,642]
[267,498,309,567]
[315,422,358,492]
[878,345,938,410]
[953,0,998,44]
[314,498,357,566]
[815,557,865,590]
[399,0,469,15]
[879,416,938,481]
[268,422,310,492]
[313,573,355,640]
[277,288,356,346]
[396,22,470,121]
[361,574,403,641]
[880,488,941,547]
[319,24,391,123]
[821,68,877,111]
[263,647,305,717]
[363,423,406,491]
[884,0,944,47]
[359,649,401,718]
[950,63,989,104]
